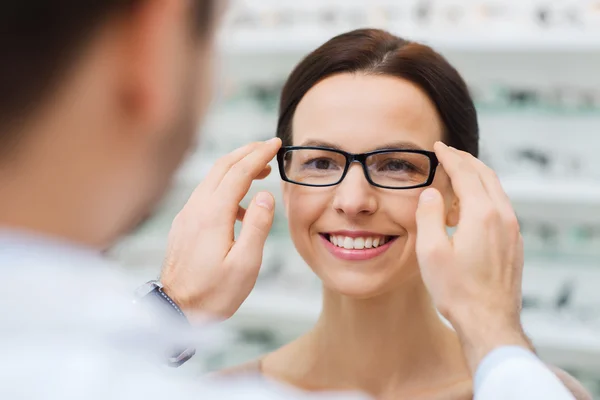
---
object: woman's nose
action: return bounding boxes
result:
[332,164,378,217]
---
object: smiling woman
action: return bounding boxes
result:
[220,28,591,400]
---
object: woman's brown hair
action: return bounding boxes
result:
[276,28,479,157]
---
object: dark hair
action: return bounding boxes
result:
[0,1,214,148]
[276,28,479,157]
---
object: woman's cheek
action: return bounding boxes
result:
[385,192,421,232]
[286,189,327,243]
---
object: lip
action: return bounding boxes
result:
[326,230,388,238]
[319,234,398,261]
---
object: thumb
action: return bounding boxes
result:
[415,188,451,266]
[226,191,275,275]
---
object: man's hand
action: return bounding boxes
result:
[415,141,531,373]
[159,138,282,322]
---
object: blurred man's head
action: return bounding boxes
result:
[0,1,219,248]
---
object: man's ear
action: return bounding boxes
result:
[119,0,188,129]
[446,195,460,228]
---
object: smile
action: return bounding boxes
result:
[319,232,399,261]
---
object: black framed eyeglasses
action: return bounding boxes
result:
[276,146,439,190]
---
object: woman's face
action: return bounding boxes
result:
[282,73,459,298]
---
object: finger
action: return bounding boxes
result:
[201,142,263,191]
[450,148,515,218]
[255,164,272,181]
[434,142,489,209]
[186,141,273,208]
[226,192,275,277]
[415,188,452,267]
[206,168,271,224]
[215,138,281,208]
[236,206,246,222]
[231,167,272,222]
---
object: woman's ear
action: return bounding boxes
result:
[446,196,460,228]
[281,181,290,220]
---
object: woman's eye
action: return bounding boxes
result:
[305,158,334,169]
[382,160,413,172]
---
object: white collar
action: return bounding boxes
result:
[0,228,107,268]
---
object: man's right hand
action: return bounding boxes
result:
[415,141,532,374]
[159,138,282,322]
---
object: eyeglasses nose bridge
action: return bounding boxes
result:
[344,153,371,182]
[347,153,368,166]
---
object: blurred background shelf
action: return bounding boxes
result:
[504,178,600,205]
[503,178,600,224]
[220,31,600,55]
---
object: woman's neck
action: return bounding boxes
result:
[266,274,470,397]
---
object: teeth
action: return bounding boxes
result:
[343,237,353,249]
[354,237,365,249]
[328,235,388,250]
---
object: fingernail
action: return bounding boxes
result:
[255,192,274,210]
[266,137,280,145]
[435,141,448,148]
[419,188,438,203]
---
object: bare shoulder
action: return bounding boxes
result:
[547,364,593,400]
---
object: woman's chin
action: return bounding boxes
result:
[321,272,392,299]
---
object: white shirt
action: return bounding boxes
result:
[475,346,575,399]
[0,230,574,400]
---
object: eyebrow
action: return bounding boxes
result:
[299,139,427,152]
